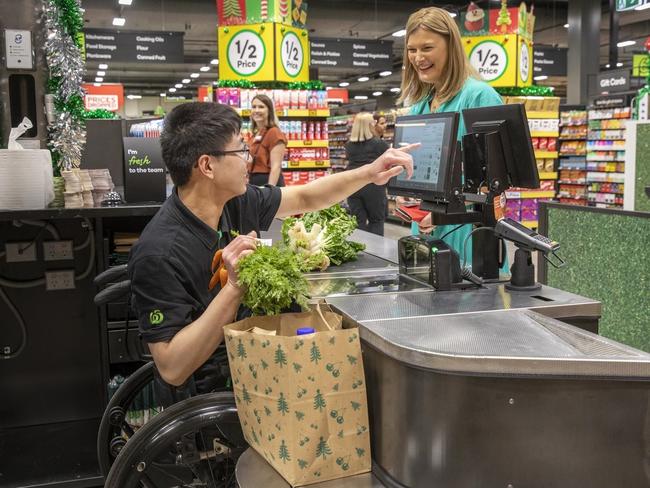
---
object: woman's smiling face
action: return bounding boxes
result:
[406,27,449,86]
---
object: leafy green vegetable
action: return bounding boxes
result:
[237,244,309,315]
[282,204,366,268]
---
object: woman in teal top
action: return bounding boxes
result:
[398,6,505,270]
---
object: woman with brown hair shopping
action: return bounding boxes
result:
[248,94,287,186]
[345,112,390,236]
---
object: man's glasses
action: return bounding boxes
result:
[211,145,250,161]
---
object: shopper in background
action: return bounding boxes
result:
[374,113,388,139]
[345,112,390,236]
[399,6,503,267]
[129,102,416,403]
[248,94,287,187]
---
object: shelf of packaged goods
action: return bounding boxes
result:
[587,189,624,196]
[530,131,559,138]
[538,172,558,179]
[286,140,329,148]
[521,220,538,229]
[534,150,559,159]
[505,190,556,199]
[283,160,331,169]
[558,180,587,185]
[238,109,330,118]
[559,152,587,157]
[527,111,558,119]
[557,193,587,200]
[587,145,626,151]
[558,136,587,141]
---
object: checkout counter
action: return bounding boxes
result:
[236,104,650,487]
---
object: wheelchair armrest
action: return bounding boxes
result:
[94,280,131,306]
[94,264,128,287]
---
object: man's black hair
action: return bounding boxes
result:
[160,102,242,187]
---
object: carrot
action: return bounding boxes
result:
[211,249,223,273]
[219,266,228,288]
[208,272,220,291]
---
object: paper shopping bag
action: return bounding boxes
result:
[224,309,371,487]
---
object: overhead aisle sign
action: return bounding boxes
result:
[616,0,647,11]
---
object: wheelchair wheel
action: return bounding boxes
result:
[105,392,246,488]
[98,361,157,476]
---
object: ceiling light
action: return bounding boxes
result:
[606,64,611,68]
[127,94,142,100]
[118,0,133,5]
[339,81,350,87]
[534,75,548,81]
[210,58,219,65]
[635,3,650,9]
[200,66,210,72]
[190,73,200,78]
[564,23,569,28]
[169,87,177,92]
[354,95,368,100]
[617,62,623,67]
[98,63,108,70]
[358,76,369,82]
[182,78,190,84]
[97,70,105,76]
[379,71,392,77]
[617,40,636,47]
[447,12,457,18]
[160,93,166,97]
[213,81,219,85]
[112,17,126,26]
[93,83,102,87]
[392,29,406,37]
[372,91,383,96]
[326,86,333,90]
[390,87,401,93]
[95,77,103,82]
[175,83,183,88]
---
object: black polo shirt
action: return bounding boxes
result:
[129,184,281,393]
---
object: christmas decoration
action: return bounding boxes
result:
[84,108,119,120]
[222,0,245,25]
[496,0,512,34]
[43,0,86,175]
[496,85,554,97]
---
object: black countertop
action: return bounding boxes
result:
[0,204,162,221]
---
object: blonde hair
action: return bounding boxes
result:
[349,112,376,142]
[398,7,478,107]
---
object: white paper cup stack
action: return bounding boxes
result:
[89,168,115,206]
[62,170,84,208]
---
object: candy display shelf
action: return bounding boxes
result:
[558,107,588,206]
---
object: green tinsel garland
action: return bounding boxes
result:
[53,0,84,39]
[496,86,555,97]
[84,109,119,119]
[215,80,326,90]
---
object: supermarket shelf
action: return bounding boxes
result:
[527,111,558,119]
[534,150,559,159]
[538,172,558,179]
[286,140,329,148]
[505,190,556,199]
[238,109,330,117]
[558,180,586,185]
[588,190,624,196]
[559,152,587,157]
[283,160,331,169]
[531,131,559,137]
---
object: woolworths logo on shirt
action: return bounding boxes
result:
[149,309,164,325]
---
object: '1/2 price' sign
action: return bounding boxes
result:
[276,24,309,82]
[469,40,508,82]
[464,35,532,87]
[219,24,274,81]
[227,30,266,76]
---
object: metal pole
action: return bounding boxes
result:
[567,0,601,104]
[609,0,619,68]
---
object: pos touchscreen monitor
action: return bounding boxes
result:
[462,103,539,190]
[387,111,459,202]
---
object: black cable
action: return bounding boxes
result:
[462,226,497,269]
[0,287,27,360]
[439,224,465,241]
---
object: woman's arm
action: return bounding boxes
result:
[267,142,286,186]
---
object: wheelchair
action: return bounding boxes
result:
[94,265,248,487]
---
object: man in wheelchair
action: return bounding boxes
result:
[129,102,416,406]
